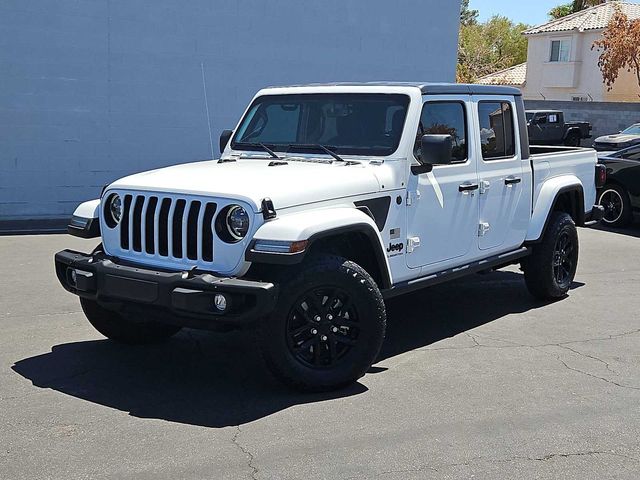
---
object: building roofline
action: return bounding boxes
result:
[522,1,640,36]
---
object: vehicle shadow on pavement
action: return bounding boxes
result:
[12,271,576,428]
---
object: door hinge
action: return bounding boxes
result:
[406,190,420,206]
[478,222,490,236]
[479,180,491,194]
[407,236,421,253]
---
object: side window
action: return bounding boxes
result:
[478,101,515,160]
[548,113,559,124]
[415,102,467,163]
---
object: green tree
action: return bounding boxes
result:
[548,0,608,20]
[460,0,479,26]
[457,15,529,83]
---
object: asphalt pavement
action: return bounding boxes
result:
[1,225,639,479]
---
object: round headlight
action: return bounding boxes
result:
[104,194,122,228]
[226,205,249,240]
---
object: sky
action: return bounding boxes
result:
[470,0,561,26]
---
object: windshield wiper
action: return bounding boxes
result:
[286,144,344,162]
[234,142,281,159]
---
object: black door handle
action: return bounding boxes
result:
[459,183,479,192]
[505,177,521,185]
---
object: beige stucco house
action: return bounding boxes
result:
[478,2,640,102]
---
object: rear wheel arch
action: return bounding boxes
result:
[529,185,585,244]
[551,186,585,226]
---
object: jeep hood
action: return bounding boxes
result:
[108,159,382,212]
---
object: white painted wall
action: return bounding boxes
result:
[522,31,640,102]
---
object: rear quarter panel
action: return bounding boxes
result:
[527,148,598,241]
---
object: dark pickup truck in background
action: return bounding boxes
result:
[526,110,592,147]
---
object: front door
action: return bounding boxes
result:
[474,97,530,252]
[406,98,479,270]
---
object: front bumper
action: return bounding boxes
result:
[54,249,278,329]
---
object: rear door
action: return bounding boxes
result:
[474,97,530,252]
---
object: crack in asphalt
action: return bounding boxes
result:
[522,450,640,462]
[556,344,618,375]
[231,426,259,480]
[417,330,640,392]
[347,449,639,479]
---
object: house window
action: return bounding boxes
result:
[550,39,570,62]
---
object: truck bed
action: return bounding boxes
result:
[530,145,598,220]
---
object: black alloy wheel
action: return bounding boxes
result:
[552,231,574,289]
[256,254,386,392]
[285,286,359,369]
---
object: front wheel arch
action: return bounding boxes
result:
[246,223,392,290]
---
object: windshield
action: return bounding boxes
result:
[621,125,640,135]
[231,93,410,156]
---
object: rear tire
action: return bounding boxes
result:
[598,184,632,227]
[80,298,181,344]
[564,132,581,147]
[256,255,386,392]
[522,212,579,300]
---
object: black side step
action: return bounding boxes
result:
[382,247,531,300]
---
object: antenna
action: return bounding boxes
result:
[200,62,215,160]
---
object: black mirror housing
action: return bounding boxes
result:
[413,134,452,175]
[219,129,233,155]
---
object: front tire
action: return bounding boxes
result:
[598,184,632,227]
[522,212,579,300]
[257,255,386,392]
[80,298,181,344]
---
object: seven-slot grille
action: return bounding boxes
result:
[119,194,217,262]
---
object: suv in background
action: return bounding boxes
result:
[526,110,592,147]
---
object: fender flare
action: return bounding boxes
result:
[563,127,581,140]
[526,177,585,243]
[68,199,101,238]
[245,207,392,289]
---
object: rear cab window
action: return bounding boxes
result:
[478,101,516,160]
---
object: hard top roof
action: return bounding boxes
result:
[268,82,522,96]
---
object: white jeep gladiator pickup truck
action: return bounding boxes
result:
[55,83,606,391]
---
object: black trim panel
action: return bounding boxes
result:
[354,196,391,231]
[382,247,530,299]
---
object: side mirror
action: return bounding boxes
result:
[219,129,233,155]
[412,134,452,175]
